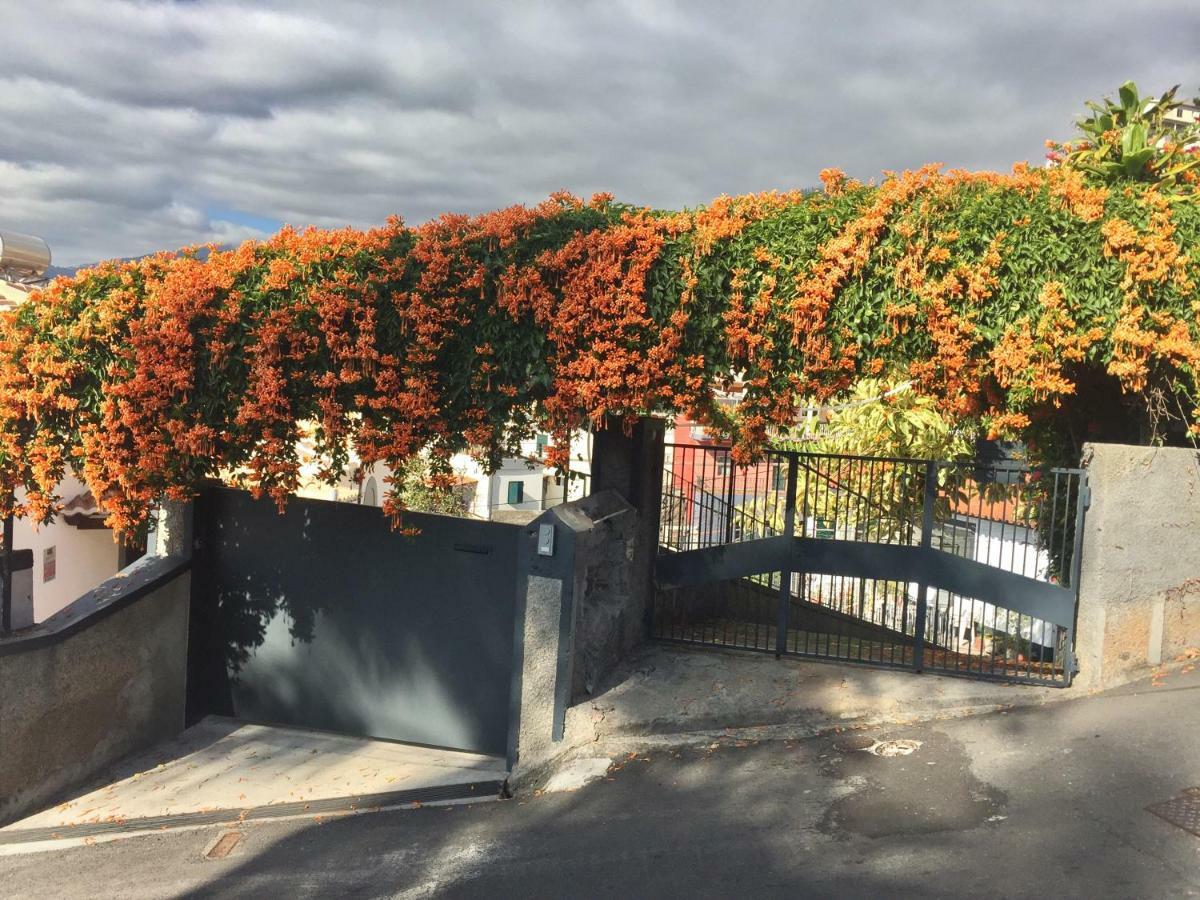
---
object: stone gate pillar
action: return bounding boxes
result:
[591,416,666,635]
[1075,443,1200,688]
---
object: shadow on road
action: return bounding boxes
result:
[166,673,1200,899]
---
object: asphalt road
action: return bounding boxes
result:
[3,668,1200,899]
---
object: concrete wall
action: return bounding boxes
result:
[0,505,192,826]
[512,571,568,777]
[0,558,190,825]
[1076,443,1200,689]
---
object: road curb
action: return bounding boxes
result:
[0,779,506,853]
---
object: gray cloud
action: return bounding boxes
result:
[2,0,1198,264]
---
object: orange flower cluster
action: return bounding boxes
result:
[991,281,1105,413]
[1102,192,1200,399]
[791,166,941,394]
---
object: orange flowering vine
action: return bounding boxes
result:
[0,160,1197,534]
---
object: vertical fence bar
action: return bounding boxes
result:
[0,512,12,635]
[912,460,937,672]
[1068,473,1089,592]
[1048,470,1062,581]
[776,455,798,658]
[724,450,736,545]
[1061,471,1090,685]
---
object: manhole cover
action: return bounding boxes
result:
[834,736,877,753]
[831,737,922,757]
[1147,788,1200,837]
[867,739,922,758]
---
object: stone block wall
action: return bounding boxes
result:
[1075,443,1200,688]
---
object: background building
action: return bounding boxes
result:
[2,230,127,626]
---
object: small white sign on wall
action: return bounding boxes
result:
[43,545,56,582]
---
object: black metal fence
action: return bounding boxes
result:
[654,443,1088,685]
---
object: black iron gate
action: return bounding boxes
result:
[653,445,1088,686]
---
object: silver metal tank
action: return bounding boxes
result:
[0,229,51,278]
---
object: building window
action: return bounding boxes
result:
[715,454,732,476]
[507,481,524,505]
[536,433,549,453]
[43,546,56,583]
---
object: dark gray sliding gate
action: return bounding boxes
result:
[188,487,524,757]
[654,445,1088,686]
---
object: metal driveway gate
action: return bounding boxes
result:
[654,445,1088,686]
[187,486,524,757]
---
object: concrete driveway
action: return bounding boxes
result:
[563,642,1065,752]
[1,666,1198,898]
[0,717,507,852]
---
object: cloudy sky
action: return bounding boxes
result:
[3,0,1198,265]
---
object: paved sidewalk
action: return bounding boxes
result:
[0,717,506,851]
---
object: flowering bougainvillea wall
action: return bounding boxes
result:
[2,163,1198,533]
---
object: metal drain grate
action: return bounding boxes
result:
[1146,787,1200,837]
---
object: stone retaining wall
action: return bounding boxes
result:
[0,504,192,826]
[0,557,190,826]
